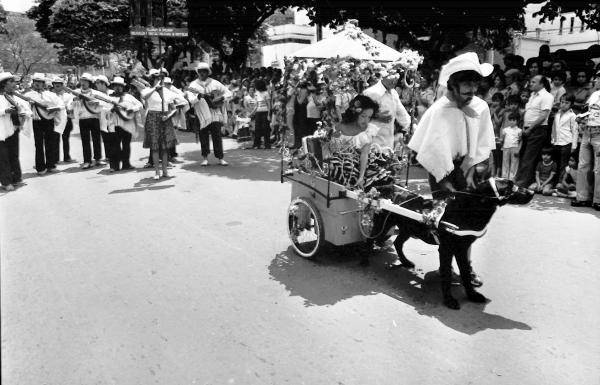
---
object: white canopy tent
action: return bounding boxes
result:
[289,21,402,62]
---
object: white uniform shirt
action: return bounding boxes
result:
[23,89,67,134]
[552,109,578,147]
[363,81,411,149]
[72,88,103,121]
[55,91,75,119]
[187,78,232,127]
[0,94,33,140]
[523,88,553,127]
[105,93,144,134]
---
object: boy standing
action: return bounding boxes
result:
[551,94,578,182]
[500,112,522,180]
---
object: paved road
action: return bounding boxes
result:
[2,131,599,385]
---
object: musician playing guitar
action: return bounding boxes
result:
[105,76,143,171]
[187,62,232,166]
[0,72,32,191]
[23,73,66,174]
[52,77,77,163]
[72,73,105,169]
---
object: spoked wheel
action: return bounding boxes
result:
[288,197,325,259]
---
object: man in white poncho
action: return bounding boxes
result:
[407,52,496,287]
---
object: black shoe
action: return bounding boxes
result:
[571,200,592,207]
[593,203,600,211]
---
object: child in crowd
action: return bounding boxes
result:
[490,92,505,176]
[500,112,522,180]
[553,154,578,198]
[529,147,557,195]
[519,89,530,121]
[551,94,578,180]
[500,95,521,128]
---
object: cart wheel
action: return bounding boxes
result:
[288,197,325,259]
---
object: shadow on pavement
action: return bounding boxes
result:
[268,246,532,335]
[108,176,175,194]
[181,147,282,182]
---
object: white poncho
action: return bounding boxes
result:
[408,95,495,182]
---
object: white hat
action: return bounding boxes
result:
[0,72,17,83]
[438,52,493,87]
[160,68,169,75]
[80,73,94,82]
[31,73,47,82]
[148,68,160,77]
[52,76,65,84]
[111,76,126,87]
[95,75,109,85]
[163,77,172,84]
[192,62,211,74]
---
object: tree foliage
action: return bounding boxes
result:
[533,1,600,31]
[0,15,59,75]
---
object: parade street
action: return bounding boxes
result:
[2,132,600,385]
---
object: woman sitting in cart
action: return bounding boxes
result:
[327,94,400,194]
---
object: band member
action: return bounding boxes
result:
[105,76,143,171]
[72,73,105,169]
[187,62,231,166]
[408,52,496,288]
[24,73,66,174]
[93,75,118,171]
[163,76,189,161]
[0,72,32,191]
[52,76,77,163]
[138,68,180,179]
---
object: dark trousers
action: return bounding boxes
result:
[33,119,59,172]
[0,130,21,186]
[199,121,224,159]
[79,118,102,163]
[253,111,270,148]
[104,131,119,170]
[115,127,132,168]
[553,143,572,183]
[515,125,548,187]
[61,118,73,161]
[100,131,110,160]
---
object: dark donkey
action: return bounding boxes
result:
[368,178,534,309]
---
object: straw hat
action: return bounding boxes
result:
[438,52,493,87]
[0,72,17,83]
[191,62,211,74]
[163,77,173,84]
[80,73,95,82]
[31,73,47,82]
[94,75,110,85]
[52,76,65,84]
[111,76,126,87]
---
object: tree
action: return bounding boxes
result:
[186,3,305,71]
[28,0,188,69]
[533,1,600,30]
[0,15,59,75]
[300,1,531,71]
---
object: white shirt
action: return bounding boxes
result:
[23,89,67,134]
[255,91,269,112]
[72,88,103,120]
[586,90,600,127]
[552,109,578,147]
[105,93,144,134]
[306,94,322,119]
[187,78,232,127]
[502,125,522,149]
[0,94,33,140]
[55,91,75,118]
[363,81,411,149]
[524,88,553,127]
[141,86,181,112]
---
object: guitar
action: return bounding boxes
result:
[3,93,28,126]
[65,87,136,121]
[13,91,61,120]
[186,87,225,109]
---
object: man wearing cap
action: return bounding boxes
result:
[105,76,143,171]
[187,62,232,166]
[72,73,105,169]
[363,70,411,150]
[408,52,496,291]
[24,73,66,174]
[0,72,32,191]
[52,77,76,163]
